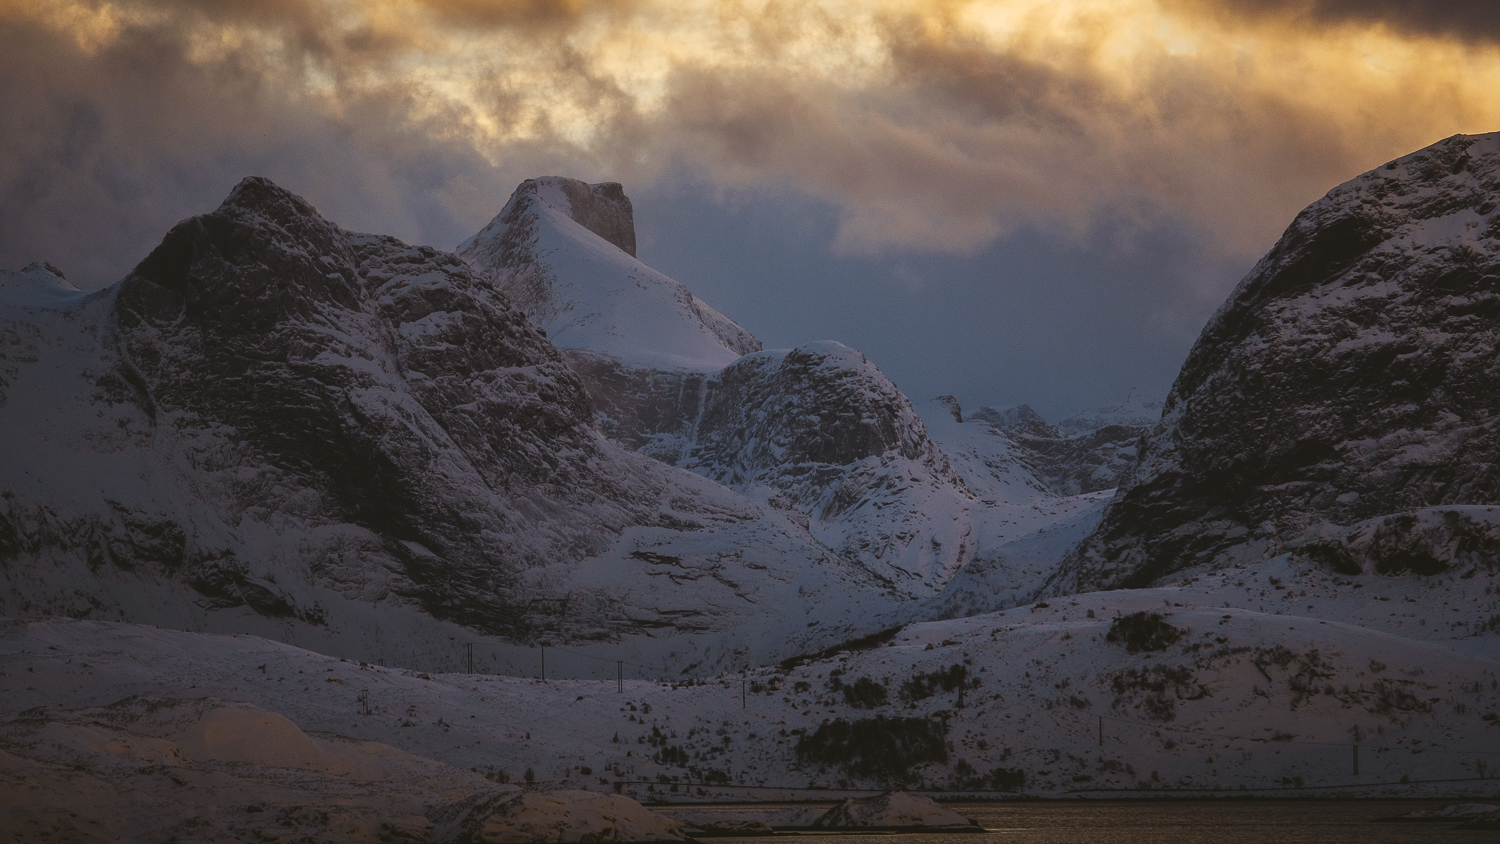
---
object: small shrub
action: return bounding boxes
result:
[899,664,972,703]
[991,767,1026,791]
[842,677,888,708]
[778,626,904,670]
[795,716,947,781]
[1106,612,1185,653]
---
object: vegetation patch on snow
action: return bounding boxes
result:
[795,716,948,782]
[1105,611,1186,653]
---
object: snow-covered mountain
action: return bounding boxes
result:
[460,179,1076,593]
[1055,393,1163,438]
[0,177,909,670]
[459,177,759,372]
[1062,132,1500,590]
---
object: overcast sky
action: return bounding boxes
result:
[5,1,1500,419]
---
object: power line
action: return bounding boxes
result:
[467,640,659,671]
[1068,774,1500,795]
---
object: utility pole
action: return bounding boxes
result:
[1353,744,1359,776]
[742,677,747,710]
[466,643,474,675]
[541,645,546,681]
[618,660,623,693]
[1099,716,1103,747]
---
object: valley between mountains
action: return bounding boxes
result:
[3,133,1500,841]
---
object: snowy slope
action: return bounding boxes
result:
[6,565,1497,824]
[459,177,759,372]
[1064,132,1500,590]
[0,177,908,674]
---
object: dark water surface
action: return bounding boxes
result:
[659,800,1496,844]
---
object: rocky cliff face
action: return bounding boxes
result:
[1061,132,1500,589]
[665,343,979,589]
[0,178,896,665]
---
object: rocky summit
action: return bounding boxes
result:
[1061,132,1500,589]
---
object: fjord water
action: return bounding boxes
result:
[661,800,1493,843]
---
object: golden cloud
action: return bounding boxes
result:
[6,0,1500,268]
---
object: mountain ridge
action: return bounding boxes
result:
[1058,131,1500,590]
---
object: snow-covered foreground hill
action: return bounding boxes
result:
[6,555,1497,836]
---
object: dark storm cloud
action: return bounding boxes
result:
[0,6,614,288]
[415,0,641,29]
[1183,0,1500,43]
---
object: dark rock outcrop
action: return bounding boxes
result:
[1062,133,1500,589]
[1295,506,1500,577]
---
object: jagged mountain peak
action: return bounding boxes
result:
[528,176,636,257]
[219,175,321,219]
[465,176,637,260]
[1165,132,1498,414]
[459,177,759,371]
[2,262,83,308]
[118,177,373,334]
[1060,130,1500,589]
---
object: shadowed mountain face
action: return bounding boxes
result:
[1062,133,1500,589]
[109,177,616,629]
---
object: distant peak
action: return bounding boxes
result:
[22,261,67,280]
[516,176,636,257]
